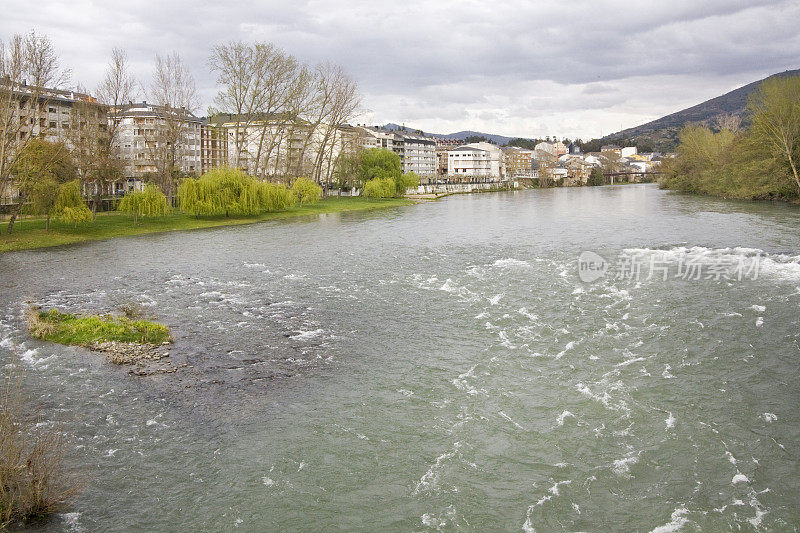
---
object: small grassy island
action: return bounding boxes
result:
[25,307,176,370]
[27,308,172,347]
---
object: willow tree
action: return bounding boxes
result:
[12,139,84,230]
[52,180,92,225]
[1,31,70,234]
[118,183,169,225]
[291,177,322,204]
[178,167,295,217]
[748,75,800,194]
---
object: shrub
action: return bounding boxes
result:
[1,365,80,528]
[363,177,396,198]
[397,172,420,194]
[178,167,296,217]
[117,184,169,224]
[291,177,323,204]
[52,181,92,225]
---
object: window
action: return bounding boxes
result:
[49,121,57,128]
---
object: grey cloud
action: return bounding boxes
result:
[0,0,798,138]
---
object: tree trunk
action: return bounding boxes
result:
[46,215,50,231]
[6,202,21,235]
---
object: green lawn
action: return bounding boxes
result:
[0,196,412,253]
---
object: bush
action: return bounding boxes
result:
[178,167,296,217]
[397,172,420,194]
[52,181,92,225]
[291,177,322,204]
[363,177,396,198]
[1,365,80,528]
[118,184,169,224]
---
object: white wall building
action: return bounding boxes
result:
[113,101,202,182]
[355,126,436,176]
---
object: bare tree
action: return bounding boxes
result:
[147,52,198,196]
[0,30,70,234]
[97,47,136,160]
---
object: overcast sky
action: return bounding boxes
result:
[2,0,798,140]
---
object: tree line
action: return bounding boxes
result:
[0,30,362,234]
[659,75,800,200]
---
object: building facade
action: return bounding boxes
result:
[112,101,202,183]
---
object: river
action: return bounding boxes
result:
[1,184,799,531]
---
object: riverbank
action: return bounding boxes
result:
[0,196,412,253]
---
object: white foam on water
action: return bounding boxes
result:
[488,293,503,306]
[665,412,676,429]
[616,356,646,368]
[498,330,516,349]
[499,411,524,430]
[751,304,766,312]
[414,442,460,495]
[20,348,39,366]
[763,412,777,422]
[243,262,266,269]
[492,258,531,270]
[60,511,83,532]
[732,473,749,484]
[725,451,737,465]
[662,364,675,379]
[289,328,324,341]
[262,477,275,487]
[517,307,538,321]
[649,507,690,533]
[555,341,575,359]
[612,454,639,475]
[556,410,575,426]
[755,317,764,327]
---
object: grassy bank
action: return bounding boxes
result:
[26,308,172,347]
[0,196,412,253]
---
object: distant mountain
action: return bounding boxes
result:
[382,123,525,145]
[600,68,800,151]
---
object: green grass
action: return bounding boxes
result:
[27,308,172,346]
[0,196,413,253]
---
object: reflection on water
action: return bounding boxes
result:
[1,184,799,531]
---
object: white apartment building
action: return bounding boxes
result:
[447,142,504,180]
[355,126,436,176]
[113,101,202,183]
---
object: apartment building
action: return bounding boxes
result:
[355,126,436,177]
[1,82,108,204]
[502,146,535,178]
[112,101,202,183]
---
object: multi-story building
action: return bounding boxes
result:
[447,142,505,180]
[448,145,492,178]
[112,101,202,184]
[502,146,535,178]
[436,138,462,176]
[200,119,228,173]
[1,82,108,204]
[355,126,437,178]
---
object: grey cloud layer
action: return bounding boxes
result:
[1,0,798,138]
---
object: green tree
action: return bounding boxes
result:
[52,180,93,225]
[363,177,396,198]
[10,140,80,231]
[398,172,420,194]
[587,167,605,186]
[356,148,401,187]
[291,177,322,204]
[118,184,170,225]
[178,167,295,217]
[747,75,800,194]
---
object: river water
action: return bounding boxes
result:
[1,184,799,531]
